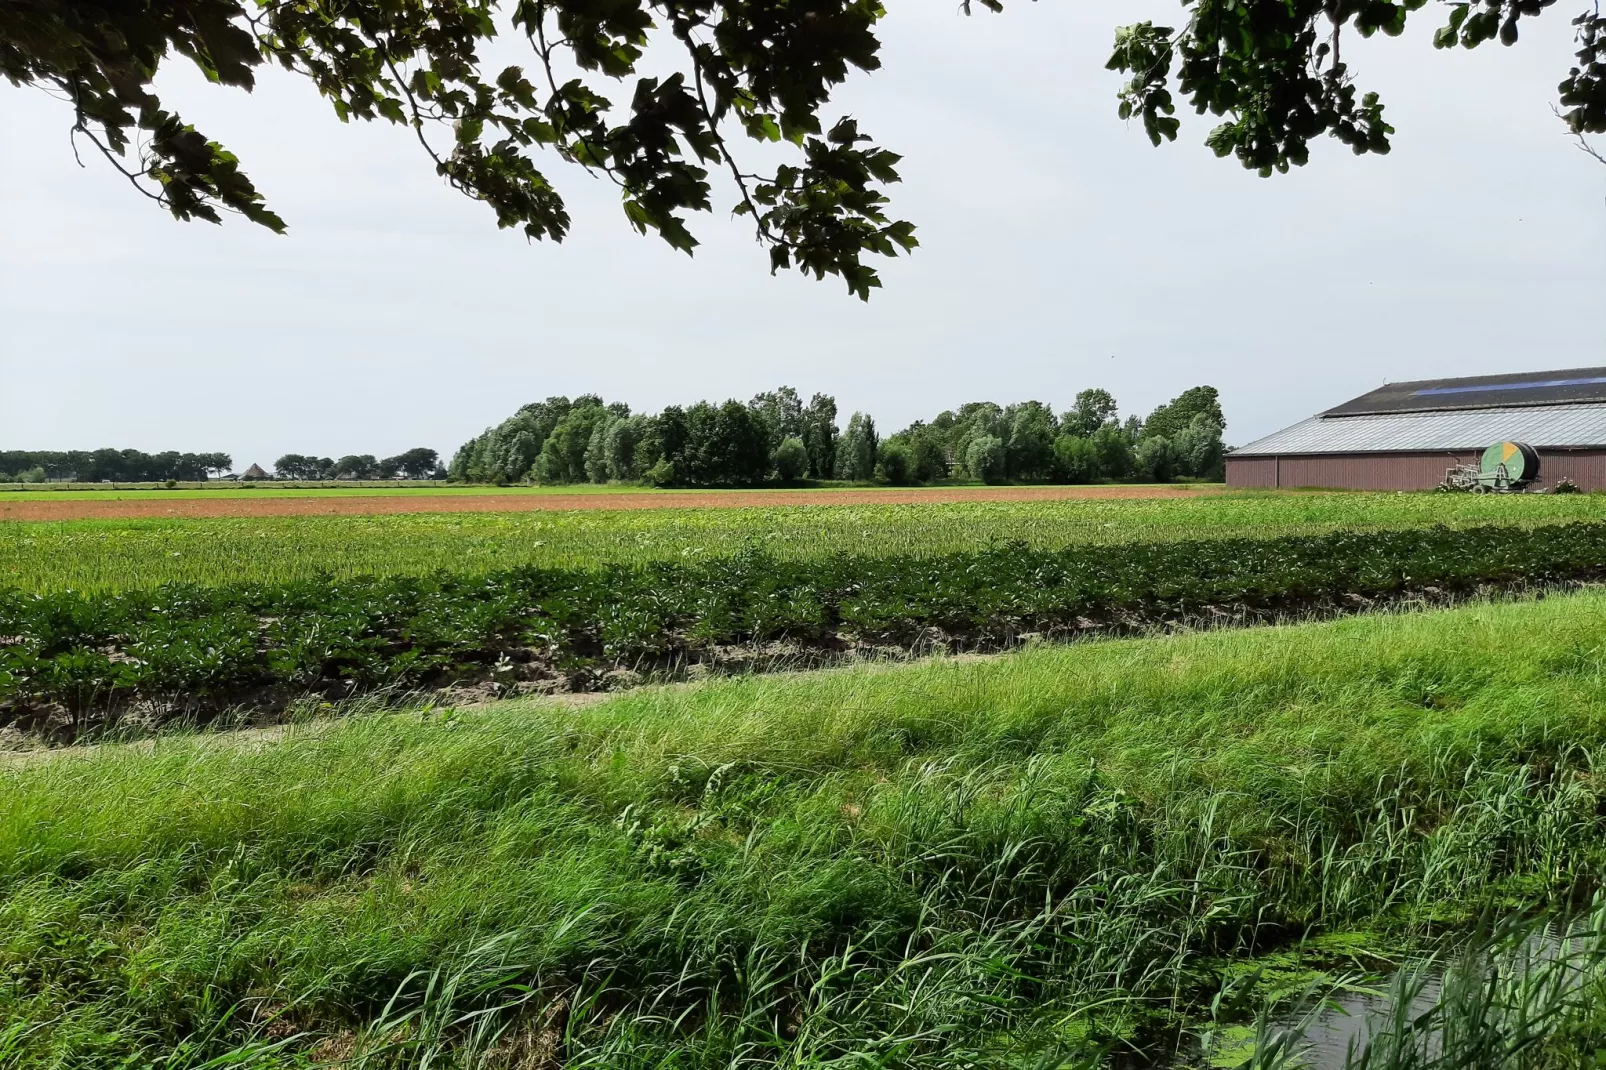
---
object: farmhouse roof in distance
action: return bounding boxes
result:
[1234,366,1606,458]
[240,463,269,480]
[1323,366,1606,417]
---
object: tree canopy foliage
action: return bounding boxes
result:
[8,1,1599,297]
[274,449,443,480]
[450,383,1227,488]
[882,387,1226,487]
[0,449,232,483]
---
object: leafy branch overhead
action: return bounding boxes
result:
[3,2,1602,297]
[1108,0,1606,176]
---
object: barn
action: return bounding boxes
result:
[1226,367,1606,492]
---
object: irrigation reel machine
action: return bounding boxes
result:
[1442,441,1543,493]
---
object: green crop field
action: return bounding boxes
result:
[0,481,895,501]
[6,593,1606,1066]
[5,491,1605,593]
[9,521,1606,736]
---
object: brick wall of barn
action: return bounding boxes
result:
[1225,450,1606,491]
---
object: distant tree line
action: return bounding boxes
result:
[880,385,1226,485]
[450,386,1225,487]
[273,448,444,481]
[449,391,841,487]
[0,449,233,483]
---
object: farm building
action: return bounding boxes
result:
[1227,367,1606,492]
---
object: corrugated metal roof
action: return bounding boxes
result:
[1232,404,1606,457]
[1323,366,1606,416]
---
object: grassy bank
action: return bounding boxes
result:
[4,492,1605,593]
[6,591,1606,1066]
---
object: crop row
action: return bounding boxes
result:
[6,491,1606,593]
[4,521,1605,734]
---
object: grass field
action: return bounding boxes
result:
[6,592,1606,1066]
[0,481,1205,502]
[6,491,1605,593]
[0,482,854,500]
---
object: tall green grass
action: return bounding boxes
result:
[5,492,1605,592]
[5,592,1606,1066]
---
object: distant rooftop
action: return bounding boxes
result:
[1322,366,1606,417]
[1233,403,1606,457]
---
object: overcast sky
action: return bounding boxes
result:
[2,4,1602,468]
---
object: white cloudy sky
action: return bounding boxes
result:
[2,3,1602,468]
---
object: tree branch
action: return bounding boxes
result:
[525,2,624,189]
[60,76,166,207]
[672,23,774,247]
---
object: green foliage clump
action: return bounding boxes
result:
[448,383,1236,490]
[1053,434,1101,484]
[963,434,1006,483]
[772,437,810,483]
[1134,435,1177,483]
[453,388,840,489]
[874,439,914,485]
[0,450,229,482]
[835,412,879,481]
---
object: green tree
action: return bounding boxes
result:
[1134,436,1178,483]
[749,388,806,454]
[1052,434,1101,484]
[274,454,320,480]
[681,400,768,485]
[963,434,1006,484]
[383,448,440,479]
[603,415,651,481]
[835,413,879,481]
[875,438,914,485]
[899,423,950,483]
[1063,389,1118,438]
[331,454,379,480]
[584,416,617,483]
[1091,424,1135,480]
[1143,386,1225,441]
[1004,401,1058,481]
[772,437,810,483]
[801,394,840,479]
[451,397,572,482]
[535,398,611,484]
[639,407,690,485]
[1171,413,1226,480]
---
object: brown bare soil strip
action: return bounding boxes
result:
[0,485,1218,522]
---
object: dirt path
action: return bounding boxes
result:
[1,485,1219,521]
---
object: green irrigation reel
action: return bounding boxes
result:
[1441,442,1541,493]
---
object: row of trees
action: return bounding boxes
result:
[0,450,233,483]
[449,391,842,487]
[273,449,443,481]
[880,386,1227,485]
[451,386,1226,488]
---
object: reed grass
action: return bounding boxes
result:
[5,591,1606,1066]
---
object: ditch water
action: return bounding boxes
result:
[1259,918,1592,1068]
[1272,974,1446,1067]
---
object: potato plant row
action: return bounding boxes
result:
[4,521,1604,727]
